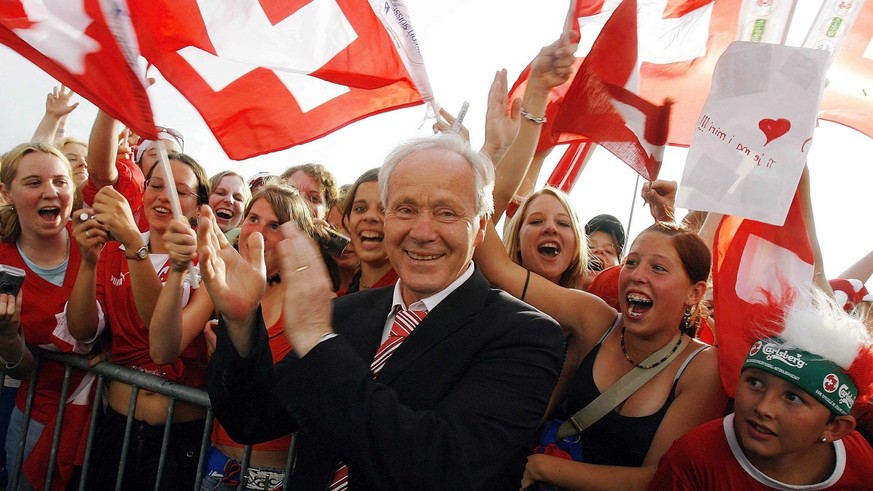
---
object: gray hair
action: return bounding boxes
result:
[378,133,494,216]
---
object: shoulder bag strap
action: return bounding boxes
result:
[556,333,688,440]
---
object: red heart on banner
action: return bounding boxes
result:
[758,118,791,146]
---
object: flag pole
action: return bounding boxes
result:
[626,174,642,239]
[155,141,200,287]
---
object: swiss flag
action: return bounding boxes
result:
[509,0,729,156]
[818,0,873,139]
[547,141,595,192]
[712,192,814,397]
[552,0,671,180]
[0,0,156,138]
[128,0,431,160]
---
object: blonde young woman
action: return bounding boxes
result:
[502,187,588,290]
[207,170,251,243]
[0,143,91,489]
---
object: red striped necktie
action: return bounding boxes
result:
[328,308,427,490]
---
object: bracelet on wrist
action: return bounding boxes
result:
[520,107,547,124]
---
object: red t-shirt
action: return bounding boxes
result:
[0,224,89,423]
[82,158,148,232]
[649,415,873,490]
[95,237,207,387]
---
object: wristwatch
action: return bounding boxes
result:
[124,245,149,261]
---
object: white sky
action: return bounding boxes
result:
[1,1,871,280]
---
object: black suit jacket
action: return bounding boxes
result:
[208,266,563,490]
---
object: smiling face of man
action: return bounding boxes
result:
[383,148,485,305]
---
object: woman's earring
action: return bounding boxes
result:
[682,306,693,333]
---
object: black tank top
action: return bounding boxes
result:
[557,320,706,467]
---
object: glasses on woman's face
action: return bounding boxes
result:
[145,179,198,199]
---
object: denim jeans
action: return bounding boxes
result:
[5,407,44,491]
[0,384,19,486]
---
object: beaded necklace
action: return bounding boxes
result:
[620,326,684,369]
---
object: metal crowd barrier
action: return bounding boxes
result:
[1,347,295,491]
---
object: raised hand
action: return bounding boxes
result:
[528,31,579,96]
[164,218,197,273]
[433,107,471,143]
[197,206,265,331]
[73,208,110,265]
[277,221,334,357]
[0,292,22,340]
[92,186,141,249]
[0,291,29,374]
[482,69,522,164]
[641,179,678,223]
[44,85,79,119]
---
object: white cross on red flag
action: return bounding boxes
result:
[712,192,814,397]
[127,0,433,160]
[0,0,157,138]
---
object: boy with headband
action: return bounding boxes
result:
[649,291,873,489]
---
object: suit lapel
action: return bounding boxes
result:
[336,289,394,363]
[375,267,490,385]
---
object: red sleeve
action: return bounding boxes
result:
[82,158,147,231]
[587,265,621,310]
[648,450,698,491]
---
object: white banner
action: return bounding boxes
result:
[737,0,796,43]
[676,42,829,225]
[803,0,867,68]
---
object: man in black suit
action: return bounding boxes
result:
[200,133,564,490]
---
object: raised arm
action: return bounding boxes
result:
[474,218,615,349]
[839,250,873,283]
[641,179,708,232]
[492,33,578,220]
[511,147,554,207]
[67,208,111,341]
[92,186,161,325]
[641,180,677,224]
[798,165,832,295]
[149,218,214,364]
[87,110,121,189]
[31,86,78,144]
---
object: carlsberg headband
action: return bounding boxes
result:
[743,337,857,415]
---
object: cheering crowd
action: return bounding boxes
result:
[0,32,871,491]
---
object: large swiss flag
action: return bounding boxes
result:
[0,0,156,138]
[509,0,722,153]
[712,192,814,397]
[552,0,671,180]
[129,0,431,160]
